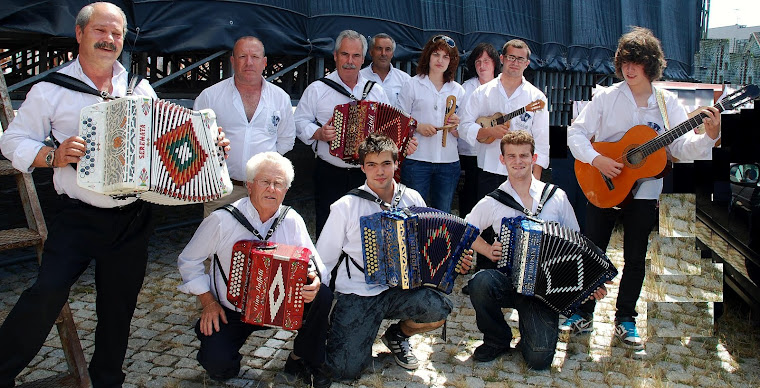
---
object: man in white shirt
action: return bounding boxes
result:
[195,36,296,216]
[562,27,721,351]
[359,33,411,107]
[294,30,392,237]
[0,3,216,387]
[460,39,549,199]
[177,152,332,387]
[317,134,471,380]
[464,130,607,369]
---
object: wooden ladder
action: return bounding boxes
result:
[0,73,89,387]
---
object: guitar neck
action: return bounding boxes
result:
[495,107,526,126]
[639,100,728,158]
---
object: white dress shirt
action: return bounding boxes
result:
[360,63,411,107]
[465,177,579,234]
[396,75,465,163]
[460,77,550,175]
[294,71,390,168]
[0,57,157,208]
[194,77,295,181]
[458,77,482,157]
[567,81,718,200]
[317,182,426,296]
[177,197,326,311]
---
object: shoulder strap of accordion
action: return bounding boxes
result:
[126,73,144,96]
[328,251,364,291]
[317,77,356,101]
[40,72,117,100]
[347,184,406,210]
[216,204,292,241]
[361,81,377,100]
[535,184,558,216]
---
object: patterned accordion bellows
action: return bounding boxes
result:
[330,100,416,165]
[360,206,479,294]
[77,96,232,205]
[226,240,310,330]
[498,216,618,316]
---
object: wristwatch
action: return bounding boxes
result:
[44,148,56,168]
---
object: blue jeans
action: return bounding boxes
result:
[400,159,460,212]
[469,270,558,370]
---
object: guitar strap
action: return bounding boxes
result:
[654,88,671,131]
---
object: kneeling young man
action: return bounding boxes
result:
[318,134,471,380]
[177,152,333,387]
[465,130,607,369]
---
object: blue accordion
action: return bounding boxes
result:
[498,216,617,316]
[360,206,479,294]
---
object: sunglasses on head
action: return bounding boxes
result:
[432,35,456,48]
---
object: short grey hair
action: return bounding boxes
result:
[370,33,396,53]
[335,30,368,57]
[233,36,265,57]
[245,152,295,189]
[76,2,128,36]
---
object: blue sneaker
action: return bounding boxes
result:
[614,321,644,350]
[559,314,593,336]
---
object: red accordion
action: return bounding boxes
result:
[226,241,310,330]
[329,100,416,166]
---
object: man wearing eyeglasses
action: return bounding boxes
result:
[360,33,411,107]
[295,30,392,238]
[460,39,549,197]
[177,152,333,387]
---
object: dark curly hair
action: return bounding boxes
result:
[358,133,399,164]
[416,35,460,83]
[464,42,500,80]
[614,26,667,82]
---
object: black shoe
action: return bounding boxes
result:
[381,324,419,369]
[283,356,332,388]
[472,343,510,362]
[462,284,470,295]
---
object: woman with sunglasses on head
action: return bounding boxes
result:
[397,34,464,213]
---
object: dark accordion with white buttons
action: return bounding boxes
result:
[361,206,479,294]
[498,216,617,316]
[77,96,232,205]
[226,241,310,330]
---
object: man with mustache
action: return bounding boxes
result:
[359,33,411,107]
[294,30,392,237]
[0,3,229,387]
[195,36,296,217]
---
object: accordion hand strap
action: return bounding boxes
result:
[487,183,558,217]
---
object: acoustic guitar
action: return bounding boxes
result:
[575,84,759,209]
[475,100,546,144]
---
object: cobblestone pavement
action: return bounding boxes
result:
[2,219,760,387]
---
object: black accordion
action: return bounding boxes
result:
[498,216,617,316]
[360,206,479,294]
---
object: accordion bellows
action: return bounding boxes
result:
[226,241,310,330]
[498,216,618,316]
[77,96,232,205]
[330,100,416,165]
[360,206,479,294]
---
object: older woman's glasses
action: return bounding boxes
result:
[432,35,456,48]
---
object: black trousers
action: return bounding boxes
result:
[313,158,365,237]
[195,284,334,380]
[0,197,153,388]
[577,199,657,321]
[458,155,479,217]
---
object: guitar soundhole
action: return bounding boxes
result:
[623,145,646,168]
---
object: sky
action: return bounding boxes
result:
[708,0,760,28]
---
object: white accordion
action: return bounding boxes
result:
[77,96,232,205]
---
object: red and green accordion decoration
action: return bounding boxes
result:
[360,206,479,294]
[498,216,618,316]
[226,241,310,330]
[330,100,416,166]
[77,96,232,205]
